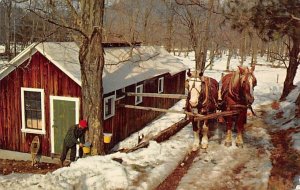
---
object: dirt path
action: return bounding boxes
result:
[157,105,300,190]
[268,126,300,190]
[0,159,60,175]
[156,150,199,190]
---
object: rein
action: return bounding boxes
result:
[229,104,258,117]
[223,70,258,117]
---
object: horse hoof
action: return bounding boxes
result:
[236,143,244,148]
[201,144,208,149]
[192,145,199,151]
[225,141,232,147]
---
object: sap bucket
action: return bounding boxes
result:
[103,133,112,143]
[83,142,91,154]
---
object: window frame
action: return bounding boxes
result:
[21,87,46,134]
[115,88,126,100]
[135,84,143,105]
[104,94,115,120]
[158,77,164,93]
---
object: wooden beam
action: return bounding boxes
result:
[193,110,239,121]
[120,104,239,121]
[119,104,203,117]
[126,92,187,99]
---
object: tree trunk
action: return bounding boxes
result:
[226,48,233,71]
[201,0,214,72]
[280,37,300,100]
[79,0,105,155]
[251,40,258,66]
[165,9,174,52]
[4,1,12,60]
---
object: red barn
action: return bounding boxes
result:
[0,42,187,157]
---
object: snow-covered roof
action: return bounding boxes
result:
[0,42,188,94]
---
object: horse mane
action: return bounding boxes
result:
[229,69,241,98]
[201,77,218,111]
[222,67,247,100]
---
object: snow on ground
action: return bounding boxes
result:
[0,45,5,54]
[1,51,300,189]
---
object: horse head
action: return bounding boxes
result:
[186,70,204,108]
[237,66,257,105]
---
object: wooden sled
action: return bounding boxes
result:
[30,136,40,166]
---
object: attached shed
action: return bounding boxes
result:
[0,42,188,156]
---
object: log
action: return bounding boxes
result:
[117,111,239,153]
[126,92,187,99]
[120,119,190,153]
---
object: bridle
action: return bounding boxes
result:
[240,72,256,103]
[228,70,258,116]
[186,77,203,110]
[187,78,202,97]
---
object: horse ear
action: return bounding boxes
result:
[187,69,191,77]
[250,65,255,72]
[185,79,189,89]
[238,66,245,74]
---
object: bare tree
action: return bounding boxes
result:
[30,0,106,155]
[2,0,12,60]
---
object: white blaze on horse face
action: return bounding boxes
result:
[188,78,202,108]
[249,76,254,96]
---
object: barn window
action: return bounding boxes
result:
[135,84,143,105]
[104,95,115,120]
[158,77,164,93]
[21,87,45,134]
[115,88,125,100]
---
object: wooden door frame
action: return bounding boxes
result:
[50,96,80,154]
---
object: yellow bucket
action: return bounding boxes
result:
[82,146,90,154]
[103,133,112,143]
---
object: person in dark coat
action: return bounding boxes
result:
[60,120,88,167]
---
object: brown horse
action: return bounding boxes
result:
[185,70,218,151]
[220,66,257,147]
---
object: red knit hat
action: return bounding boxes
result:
[79,120,88,128]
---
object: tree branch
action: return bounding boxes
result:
[291,14,300,21]
[28,9,88,40]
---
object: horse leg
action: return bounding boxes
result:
[192,121,200,151]
[236,109,247,147]
[201,120,209,149]
[224,116,233,147]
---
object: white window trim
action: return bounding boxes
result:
[135,84,143,105]
[158,77,164,93]
[21,87,46,135]
[115,88,126,100]
[104,95,115,120]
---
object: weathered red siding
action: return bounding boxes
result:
[103,72,186,150]
[0,52,81,156]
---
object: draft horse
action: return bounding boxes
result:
[220,66,257,147]
[185,70,218,151]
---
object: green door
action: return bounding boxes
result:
[53,99,77,154]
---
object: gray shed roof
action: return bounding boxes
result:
[0,42,188,94]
